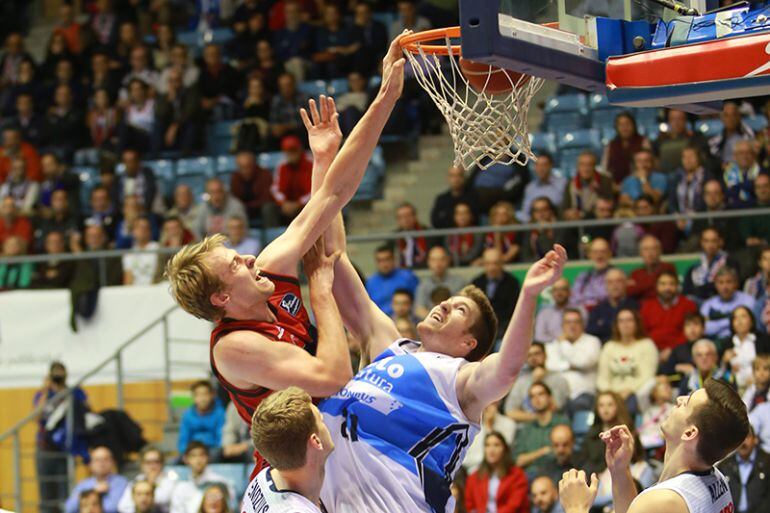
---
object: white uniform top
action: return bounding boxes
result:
[241,467,322,513]
[319,339,480,513]
[635,468,734,513]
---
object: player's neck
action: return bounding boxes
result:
[271,463,324,506]
[659,444,710,482]
[226,301,276,323]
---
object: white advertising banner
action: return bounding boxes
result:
[0,284,212,389]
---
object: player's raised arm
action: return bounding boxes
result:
[457,245,567,422]
[213,240,352,397]
[257,33,410,276]
[302,96,400,367]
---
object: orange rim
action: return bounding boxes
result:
[399,26,461,56]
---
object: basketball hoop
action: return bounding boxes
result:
[400,27,544,170]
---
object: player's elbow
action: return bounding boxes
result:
[307,365,353,397]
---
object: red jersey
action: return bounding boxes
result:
[209,271,317,476]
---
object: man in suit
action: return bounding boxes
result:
[472,247,520,335]
[719,425,770,513]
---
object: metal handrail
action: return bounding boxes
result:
[0,207,767,266]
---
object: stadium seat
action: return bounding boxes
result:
[165,464,247,509]
[177,31,198,47]
[258,152,284,173]
[216,155,237,174]
[745,115,768,133]
[590,107,623,130]
[176,157,215,176]
[144,160,175,180]
[545,94,588,114]
[546,111,587,132]
[634,107,660,127]
[600,127,616,146]
[115,163,126,175]
[328,78,349,95]
[544,94,589,131]
[529,132,557,156]
[695,118,724,138]
[263,226,287,246]
[299,80,329,98]
[639,122,661,141]
[557,129,602,151]
[368,75,382,91]
[74,148,101,166]
[73,165,99,184]
[572,410,595,449]
[175,174,208,200]
[209,28,234,45]
[588,93,611,110]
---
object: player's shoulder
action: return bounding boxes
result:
[630,488,689,513]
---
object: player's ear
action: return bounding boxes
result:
[682,425,699,443]
[309,433,323,451]
[464,335,478,354]
[210,291,229,308]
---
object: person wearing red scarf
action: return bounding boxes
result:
[562,151,614,221]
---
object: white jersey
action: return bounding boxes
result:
[241,467,323,513]
[319,339,480,513]
[635,468,734,513]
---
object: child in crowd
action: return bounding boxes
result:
[743,354,770,411]
[177,381,225,456]
[638,379,675,451]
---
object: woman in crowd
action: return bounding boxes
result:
[723,305,770,389]
[445,201,483,267]
[638,380,675,452]
[198,484,230,513]
[602,111,649,183]
[578,391,635,476]
[482,201,520,264]
[464,432,529,513]
[88,87,120,149]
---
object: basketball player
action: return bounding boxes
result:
[242,387,333,513]
[558,378,749,513]
[165,33,409,474]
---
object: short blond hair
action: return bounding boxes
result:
[165,234,227,322]
[251,387,316,470]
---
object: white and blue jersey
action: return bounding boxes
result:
[319,339,480,513]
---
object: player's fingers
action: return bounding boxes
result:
[590,473,599,493]
[327,95,337,115]
[309,98,320,125]
[577,470,587,483]
[319,94,328,122]
[299,108,312,130]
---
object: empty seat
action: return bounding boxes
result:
[695,118,724,138]
[299,80,329,98]
[145,160,175,180]
[74,148,101,166]
[328,78,349,95]
[529,132,557,155]
[545,111,587,132]
[176,157,215,176]
[588,93,612,110]
[745,115,768,133]
[590,107,624,129]
[216,155,237,174]
[545,94,588,114]
[258,152,284,173]
[557,129,602,151]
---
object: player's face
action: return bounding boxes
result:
[207,246,275,310]
[417,296,479,358]
[661,389,707,442]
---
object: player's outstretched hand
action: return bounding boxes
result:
[600,424,635,474]
[301,95,342,164]
[559,469,598,513]
[303,237,341,290]
[379,31,411,102]
[522,244,567,298]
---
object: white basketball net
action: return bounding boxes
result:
[404,38,544,170]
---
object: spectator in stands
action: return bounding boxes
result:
[739,173,770,249]
[41,32,71,84]
[158,45,200,95]
[79,490,105,513]
[587,268,637,342]
[582,195,616,245]
[597,308,658,413]
[519,153,566,223]
[311,4,357,80]
[638,379,675,451]
[32,231,74,289]
[13,93,45,147]
[192,178,247,238]
[246,41,283,97]
[679,339,736,395]
[113,22,140,72]
[271,2,313,80]
[513,382,569,471]
[524,196,576,260]
[269,73,307,142]
[0,235,32,288]
[610,205,644,258]
[236,77,271,151]
[199,44,240,121]
[390,0,431,40]
[471,247,520,333]
[724,140,766,209]
[0,156,39,215]
[87,0,118,49]
[118,447,178,513]
[178,381,225,456]
[36,189,80,249]
[168,184,201,233]
[230,151,275,225]
[445,202,483,266]
[577,391,636,476]
[39,152,79,214]
[571,237,613,311]
[654,109,709,174]
[228,10,268,65]
[562,151,614,221]
[46,58,83,108]
[350,3,388,75]
[431,165,480,229]
[122,217,161,285]
[463,401,516,472]
[88,88,120,150]
[395,317,418,339]
[113,193,148,249]
[724,306,770,388]
[670,145,709,220]
[684,227,739,301]
[391,288,418,325]
[719,426,770,513]
[119,46,160,100]
[198,484,230,513]
[87,185,120,241]
[633,194,680,255]
[160,216,194,249]
[687,178,739,250]
[65,446,129,513]
[627,235,676,301]
[126,481,160,513]
[154,67,202,155]
[45,84,86,160]
[54,2,82,55]
[530,477,564,513]
[224,216,260,255]
[395,202,429,268]
[0,33,32,86]
[271,135,312,223]
[528,425,578,485]
[640,270,698,356]
[334,71,368,135]
[534,278,584,344]
[619,149,667,207]
[118,150,158,212]
[709,101,754,164]
[743,355,770,411]
[701,267,755,341]
[658,312,705,385]
[365,244,419,316]
[0,125,41,183]
[414,246,466,318]
[4,60,40,118]
[70,224,123,321]
[484,201,520,264]
[169,442,234,513]
[504,342,570,423]
[118,79,155,154]
[602,111,649,183]
[465,432,529,513]
[546,308,601,411]
[88,52,120,102]
[471,159,529,213]
[0,195,32,246]
[751,402,770,453]
[219,402,252,464]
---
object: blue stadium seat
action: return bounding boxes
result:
[177,31,198,47]
[115,163,126,175]
[372,12,396,29]
[588,93,611,110]
[209,28,235,45]
[73,166,99,184]
[590,108,624,130]
[634,108,660,127]
[175,174,208,199]
[639,122,661,141]
[572,410,595,449]
[263,226,287,246]
[74,148,101,166]
[695,118,724,138]
[145,160,175,180]
[557,129,602,151]
[213,121,237,139]
[545,111,586,132]
[369,146,385,177]
[176,157,215,176]
[216,155,237,174]
[328,78,349,95]
[368,75,382,91]
[745,115,768,133]
[165,464,247,509]
[544,94,588,114]
[600,127,616,146]
[258,152,284,173]
[529,132,557,156]
[299,80,329,98]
